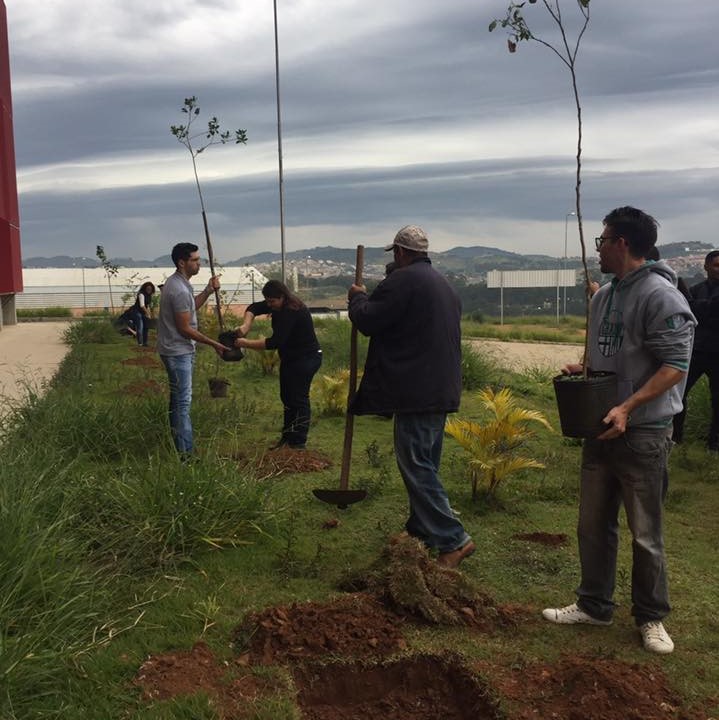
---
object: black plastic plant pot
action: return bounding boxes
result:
[553,371,618,439]
[218,331,244,362]
[208,378,230,398]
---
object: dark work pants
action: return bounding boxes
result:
[672,350,719,447]
[278,351,322,446]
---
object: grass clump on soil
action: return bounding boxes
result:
[0,316,718,719]
[341,534,517,629]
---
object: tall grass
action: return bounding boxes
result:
[0,324,274,716]
[0,453,108,717]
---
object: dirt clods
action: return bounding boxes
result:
[237,593,406,665]
[134,641,269,712]
[476,653,710,720]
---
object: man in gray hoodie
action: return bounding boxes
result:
[542,207,695,655]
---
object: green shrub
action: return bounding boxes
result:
[63,318,120,346]
[17,306,72,318]
[461,341,499,390]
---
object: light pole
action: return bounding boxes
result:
[273,0,286,283]
[305,255,311,301]
[563,211,576,316]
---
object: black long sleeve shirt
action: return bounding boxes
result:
[246,301,320,361]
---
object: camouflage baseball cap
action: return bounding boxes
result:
[384,225,429,252]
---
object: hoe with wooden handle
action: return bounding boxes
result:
[313,245,367,509]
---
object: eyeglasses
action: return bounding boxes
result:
[594,235,617,250]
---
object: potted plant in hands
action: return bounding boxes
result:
[170,96,247,395]
[490,0,617,438]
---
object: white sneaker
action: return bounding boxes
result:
[542,602,612,626]
[639,621,674,654]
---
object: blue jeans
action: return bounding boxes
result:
[394,412,471,553]
[160,353,195,454]
[278,351,322,446]
[132,309,148,346]
[576,427,671,625]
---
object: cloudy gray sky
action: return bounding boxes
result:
[6,0,719,263]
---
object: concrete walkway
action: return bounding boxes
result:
[0,322,71,406]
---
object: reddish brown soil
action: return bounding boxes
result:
[119,379,164,396]
[134,641,269,712]
[131,345,156,353]
[512,531,569,546]
[121,356,162,368]
[294,653,500,720]
[475,654,709,720]
[233,446,333,474]
[235,593,407,665]
[134,594,713,720]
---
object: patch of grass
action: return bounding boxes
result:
[462,315,585,344]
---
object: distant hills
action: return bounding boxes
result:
[22,240,713,278]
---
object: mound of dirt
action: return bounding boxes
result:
[233,446,333,474]
[513,531,569,546]
[475,653,710,720]
[121,356,162,368]
[120,379,164,396]
[236,593,407,665]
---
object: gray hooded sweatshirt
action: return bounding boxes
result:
[589,260,696,427]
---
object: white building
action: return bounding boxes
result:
[17,266,268,311]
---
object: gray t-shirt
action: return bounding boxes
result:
[157,271,196,356]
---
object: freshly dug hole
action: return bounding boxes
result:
[294,652,501,720]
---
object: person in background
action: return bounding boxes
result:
[132,281,156,347]
[233,280,322,450]
[672,250,719,450]
[347,225,475,569]
[543,207,695,655]
[157,243,229,457]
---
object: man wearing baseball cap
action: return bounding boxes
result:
[347,225,475,568]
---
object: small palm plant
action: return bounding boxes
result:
[445,387,552,499]
[312,369,363,417]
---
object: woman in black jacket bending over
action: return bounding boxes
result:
[234,280,322,449]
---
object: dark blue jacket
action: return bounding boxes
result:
[348,257,462,415]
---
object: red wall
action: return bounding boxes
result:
[0,0,22,293]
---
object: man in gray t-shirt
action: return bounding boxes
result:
[157,242,229,455]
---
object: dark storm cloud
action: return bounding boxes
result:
[6,0,719,258]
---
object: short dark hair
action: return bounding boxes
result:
[705,250,719,264]
[171,243,199,267]
[602,206,659,259]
